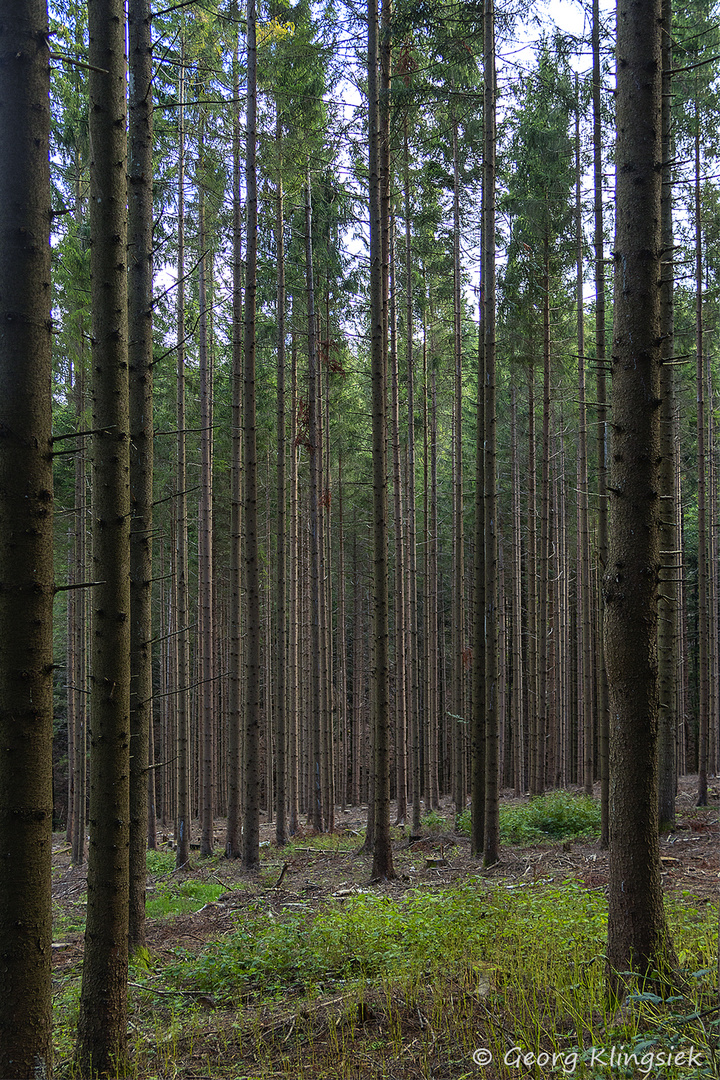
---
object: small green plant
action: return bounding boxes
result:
[146,878,224,919]
[457,792,601,843]
[145,848,177,877]
[421,809,446,831]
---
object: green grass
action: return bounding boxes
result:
[51,826,719,1079]
[146,877,226,919]
[457,791,601,843]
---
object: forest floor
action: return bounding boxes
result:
[51,779,719,1079]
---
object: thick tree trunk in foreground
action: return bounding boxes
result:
[77,0,131,1069]
[0,5,54,1075]
[605,0,675,994]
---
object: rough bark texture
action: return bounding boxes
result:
[77,0,131,1069]
[128,0,154,953]
[0,5,54,1075]
[605,0,674,992]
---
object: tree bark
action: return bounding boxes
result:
[175,40,191,870]
[275,101,288,846]
[369,0,395,879]
[128,0,154,952]
[0,4,54,1073]
[657,0,677,831]
[77,0,131,1067]
[242,0,261,870]
[226,15,243,858]
[592,0,610,849]
[482,0,499,867]
[605,0,675,992]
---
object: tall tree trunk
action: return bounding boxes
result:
[369,0,394,878]
[534,233,551,797]
[593,0,610,849]
[226,16,243,858]
[526,358,538,800]
[198,126,215,857]
[694,112,709,808]
[242,0,261,870]
[175,41,191,869]
[472,301,486,856]
[657,0,677,830]
[77,0,131,1067]
[390,224,407,825]
[574,82,593,797]
[451,112,466,821]
[288,330,300,833]
[403,120,421,835]
[128,0,154,952]
[0,4,54,1072]
[71,318,88,867]
[305,180,324,833]
[275,102,288,846]
[605,0,675,992]
[510,382,524,794]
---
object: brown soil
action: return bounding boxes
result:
[52,776,718,974]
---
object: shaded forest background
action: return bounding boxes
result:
[50,0,719,850]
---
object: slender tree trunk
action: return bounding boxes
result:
[175,42,191,870]
[77,0,131,1067]
[338,457,349,810]
[226,17,243,858]
[482,0,499,867]
[289,331,300,833]
[510,382,524,794]
[658,0,677,830]
[605,0,675,992]
[574,84,593,797]
[390,224,407,825]
[305,180,324,833]
[0,4,54,1072]
[403,120,421,835]
[198,125,215,857]
[593,0,610,848]
[243,0,261,869]
[526,358,538,800]
[451,112,466,821]
[534,233,551,797]
[72,331,88,867]
[694,112,709,808]
[369,0,394,878]
[274,102,288,845]
[128,0,153,952]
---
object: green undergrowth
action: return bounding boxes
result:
[457,791,602,844]
[114,882,717,1079]
[52,839,718,1078]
